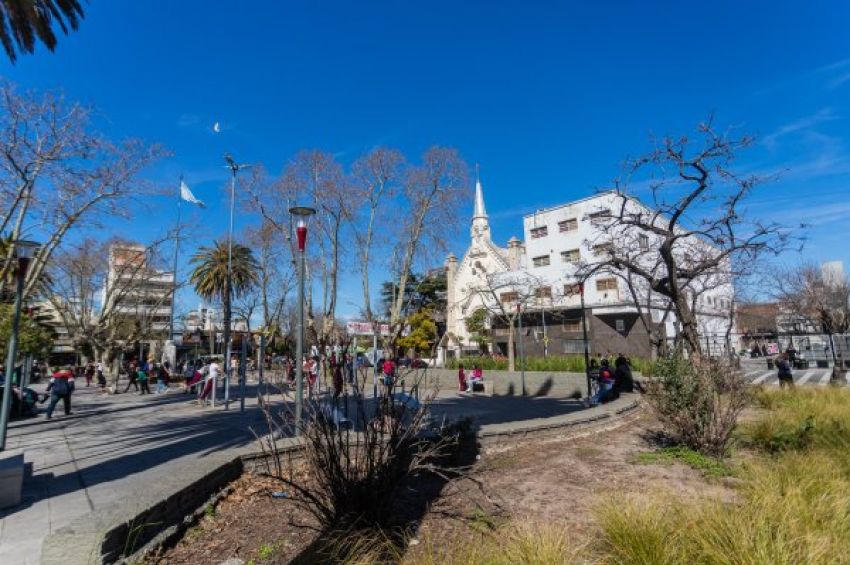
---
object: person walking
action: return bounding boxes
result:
[137,362,151,395]
[83,362,94,387]
[45,366,75,419]
[777,353,794,389]
[123,360,139,393]
[155,362,169,394]
[96,361,107,392]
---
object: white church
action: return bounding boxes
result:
[442,176,737,360]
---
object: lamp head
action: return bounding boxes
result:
[15,239,39,260]
[290,205,316,252]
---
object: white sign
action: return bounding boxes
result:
[346,321,390,336]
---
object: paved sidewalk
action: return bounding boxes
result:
[1,383,267,565]
[0,380,635,564]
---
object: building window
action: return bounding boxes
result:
[558,218,578,232]
[530,225,548,239]
[564,283,581,297]
[532,255,550,267]
[563,319,582,332]
[596,277,618,291]
[561,248,581,264]
[638,234,649,250]
[615,319,626,333]
[535,286,552,299]
[500,291,518,303]
[589,209,611,225]
[592,242,613,257]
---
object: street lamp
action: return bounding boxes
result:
[0,239,39,451]
[290,205,316,435]
[223,154,251,410]
[517,302,526,396]
[579,282,592,400]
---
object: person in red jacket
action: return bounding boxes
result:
[457,363,466,392]
[46,366,75,419]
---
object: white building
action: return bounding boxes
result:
[103,243,174,335]
[444,183,736,359]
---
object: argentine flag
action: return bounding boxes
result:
[180,181,205,208]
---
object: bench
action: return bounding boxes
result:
[471,380,494,396]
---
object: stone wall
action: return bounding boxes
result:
[404,368,589,397]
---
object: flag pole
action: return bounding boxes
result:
[169,176,182,344]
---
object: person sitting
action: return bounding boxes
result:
[589,359,615,406]
[613,353,634,393]
[466,364,484,392]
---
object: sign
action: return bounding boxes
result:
[346,321,390,336]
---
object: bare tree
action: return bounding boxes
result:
[43,237,175,387]
[243,220,294,345]
[583,120,792,357]
[350,147,403,324]
[773,262,850,370]
[388,147,468,350]
[0,83,165,299]
[465,271,543,372]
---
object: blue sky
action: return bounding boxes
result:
[2,1,849,317]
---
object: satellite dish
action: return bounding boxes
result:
[213,122,221,133]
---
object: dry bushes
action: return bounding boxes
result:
[644,356,749,457]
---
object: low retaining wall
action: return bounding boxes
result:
[409,368,588,397]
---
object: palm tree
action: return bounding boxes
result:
[0,1,84,63]
[190,241,259,358]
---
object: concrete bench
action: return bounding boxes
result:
[471,380,494,396]
[0,452,24,509]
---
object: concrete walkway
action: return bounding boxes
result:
[0,379,637,564]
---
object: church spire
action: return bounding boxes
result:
[471,163,490,241]
[473,163,487,220]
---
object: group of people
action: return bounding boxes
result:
[456,363,484,393]
[588,353,635,406]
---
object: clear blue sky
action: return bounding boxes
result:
[2,1,849,316]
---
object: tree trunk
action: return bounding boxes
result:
[507,320,516,372]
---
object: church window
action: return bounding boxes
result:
[532,255,550,267]
[561,249,581,264]
[639,234,649,250]
[563,319,582,332]
[596,277,618,291]
[558,218,578,232]
[530,226,548,239]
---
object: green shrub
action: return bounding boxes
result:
[446,355,650,374]
[634,446,733,477]
[645,356,749,457]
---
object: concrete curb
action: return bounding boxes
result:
[115,395,642,564]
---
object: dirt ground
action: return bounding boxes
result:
[148,407,734,564]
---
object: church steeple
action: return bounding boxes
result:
[471,164,490,241]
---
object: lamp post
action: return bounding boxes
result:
[517,302,526,395]
[579,282,592,400]
[0,239,39,451]
[290,205,316,435]
[223,154,251,410]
